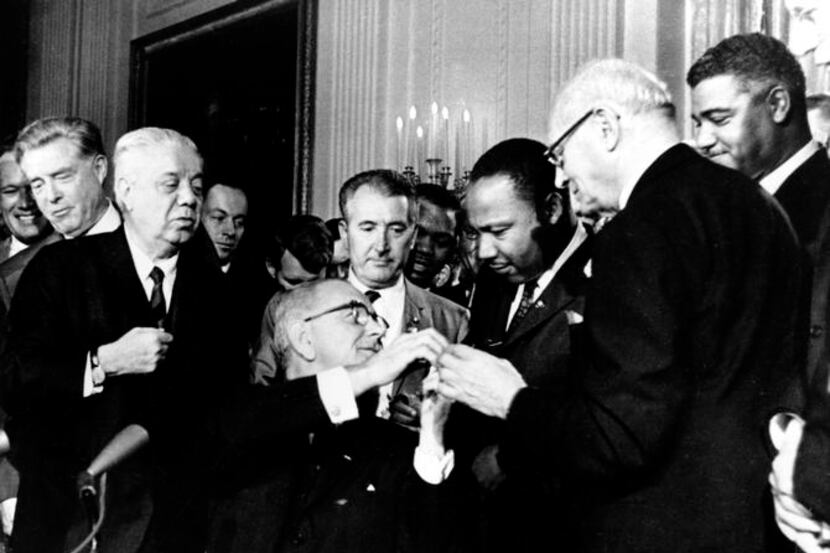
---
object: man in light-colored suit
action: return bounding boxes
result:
[339,169,468,426]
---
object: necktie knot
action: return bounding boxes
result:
[365,290,381,303]
[509,277,539,332]
[149,266,164,286]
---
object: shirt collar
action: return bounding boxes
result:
[618,175,638,211]
[760,141,822,196]
[347,270,406,299]
[8,235,28,258]
[123,224,179,282]
[66,200,122,239]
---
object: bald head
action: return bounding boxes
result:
[273,279,385,380]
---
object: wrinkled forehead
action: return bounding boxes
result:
[310,280,369,311]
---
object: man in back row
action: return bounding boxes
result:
[338,169,468,424]
[688,33,830,392]
[0,117,120,310]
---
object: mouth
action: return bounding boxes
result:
[488,262,511,274]
[49,207,71,219]
[13,213,40,224]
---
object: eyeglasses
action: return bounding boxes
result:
[303,300,389,331]
[544,109,597,169]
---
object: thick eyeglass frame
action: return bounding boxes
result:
[544,108,597,169]
[303,300,389,331]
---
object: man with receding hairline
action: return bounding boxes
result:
[3,127,247,553]
[0,117,120,310]
[437,58,802,552]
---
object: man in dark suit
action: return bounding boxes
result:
[207,279,469,553]
[338,170,468,426]
[1,127,248,553]
[450,137,589,552]
[436,59,802,552]
[0,117,121,310]
[688,33,830,391]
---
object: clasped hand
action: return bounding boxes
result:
[97,327,174,377]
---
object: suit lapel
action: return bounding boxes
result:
[502,239,591,349]
[402,279,430,331]
[98,229,154,329]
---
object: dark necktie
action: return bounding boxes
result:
[149,266,166,328]
[509,278,538,332]
[358,289,382,417]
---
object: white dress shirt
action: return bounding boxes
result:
[506,224,589,330]
[760,141,822,196]
[83,223,178,396]
[347,271,408,418]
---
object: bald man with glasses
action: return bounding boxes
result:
[207,279,476,553]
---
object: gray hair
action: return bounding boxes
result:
[551,58,675,132]
[15,116,106,163]
[113,127,201,175]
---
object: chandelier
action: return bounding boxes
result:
[394,102,475,195]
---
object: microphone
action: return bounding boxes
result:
[77,424,149,500]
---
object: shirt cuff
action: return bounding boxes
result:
[82,352,104,397]
[413,446,455,485]
[316,366,359,424]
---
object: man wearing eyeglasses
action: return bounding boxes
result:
[206,279,474,553]
[435,59,802,553]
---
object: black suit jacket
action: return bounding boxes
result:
[775,150,830,390]
[1,229,249,553]
[450,239,590,553]
[207,416,476,553]
[502,145,802,552]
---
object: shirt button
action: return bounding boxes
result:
[811,325,824,338]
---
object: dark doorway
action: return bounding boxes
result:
[130,0,316,243]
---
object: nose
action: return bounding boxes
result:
[477,233,496,260]
[373,229,390,253]
[219,218,235,237]
[41,180,62,204]
[365,314,386,340]
[18,186,37,210]
[415,234,433,254]
[177,181,199,208]
[693,122,716,152]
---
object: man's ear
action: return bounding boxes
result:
[594,106,622,151]
[542,192,564,226]
[92,154,108,184]
[339,218,350,256]
[287,321,315,362]
[766,85,792,124]
[114,177,132,212]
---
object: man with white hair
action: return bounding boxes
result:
[2,127,248,553]
[436,59,802,552]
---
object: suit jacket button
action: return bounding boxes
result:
[811,325,824,338]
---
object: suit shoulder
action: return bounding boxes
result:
[408,280,469,320]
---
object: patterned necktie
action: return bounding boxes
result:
[149,266,166,328]
[509,278,538,332]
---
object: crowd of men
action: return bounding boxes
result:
[0,31,828,553]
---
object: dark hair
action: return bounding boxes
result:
[15,116,106,162]
[325,218,343,240]
[273,214,333,274]
[338,169,417,222]
[415,183,460,212]
[469,138,567,222]
[687,33,806,112]
[807,93,830,119]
